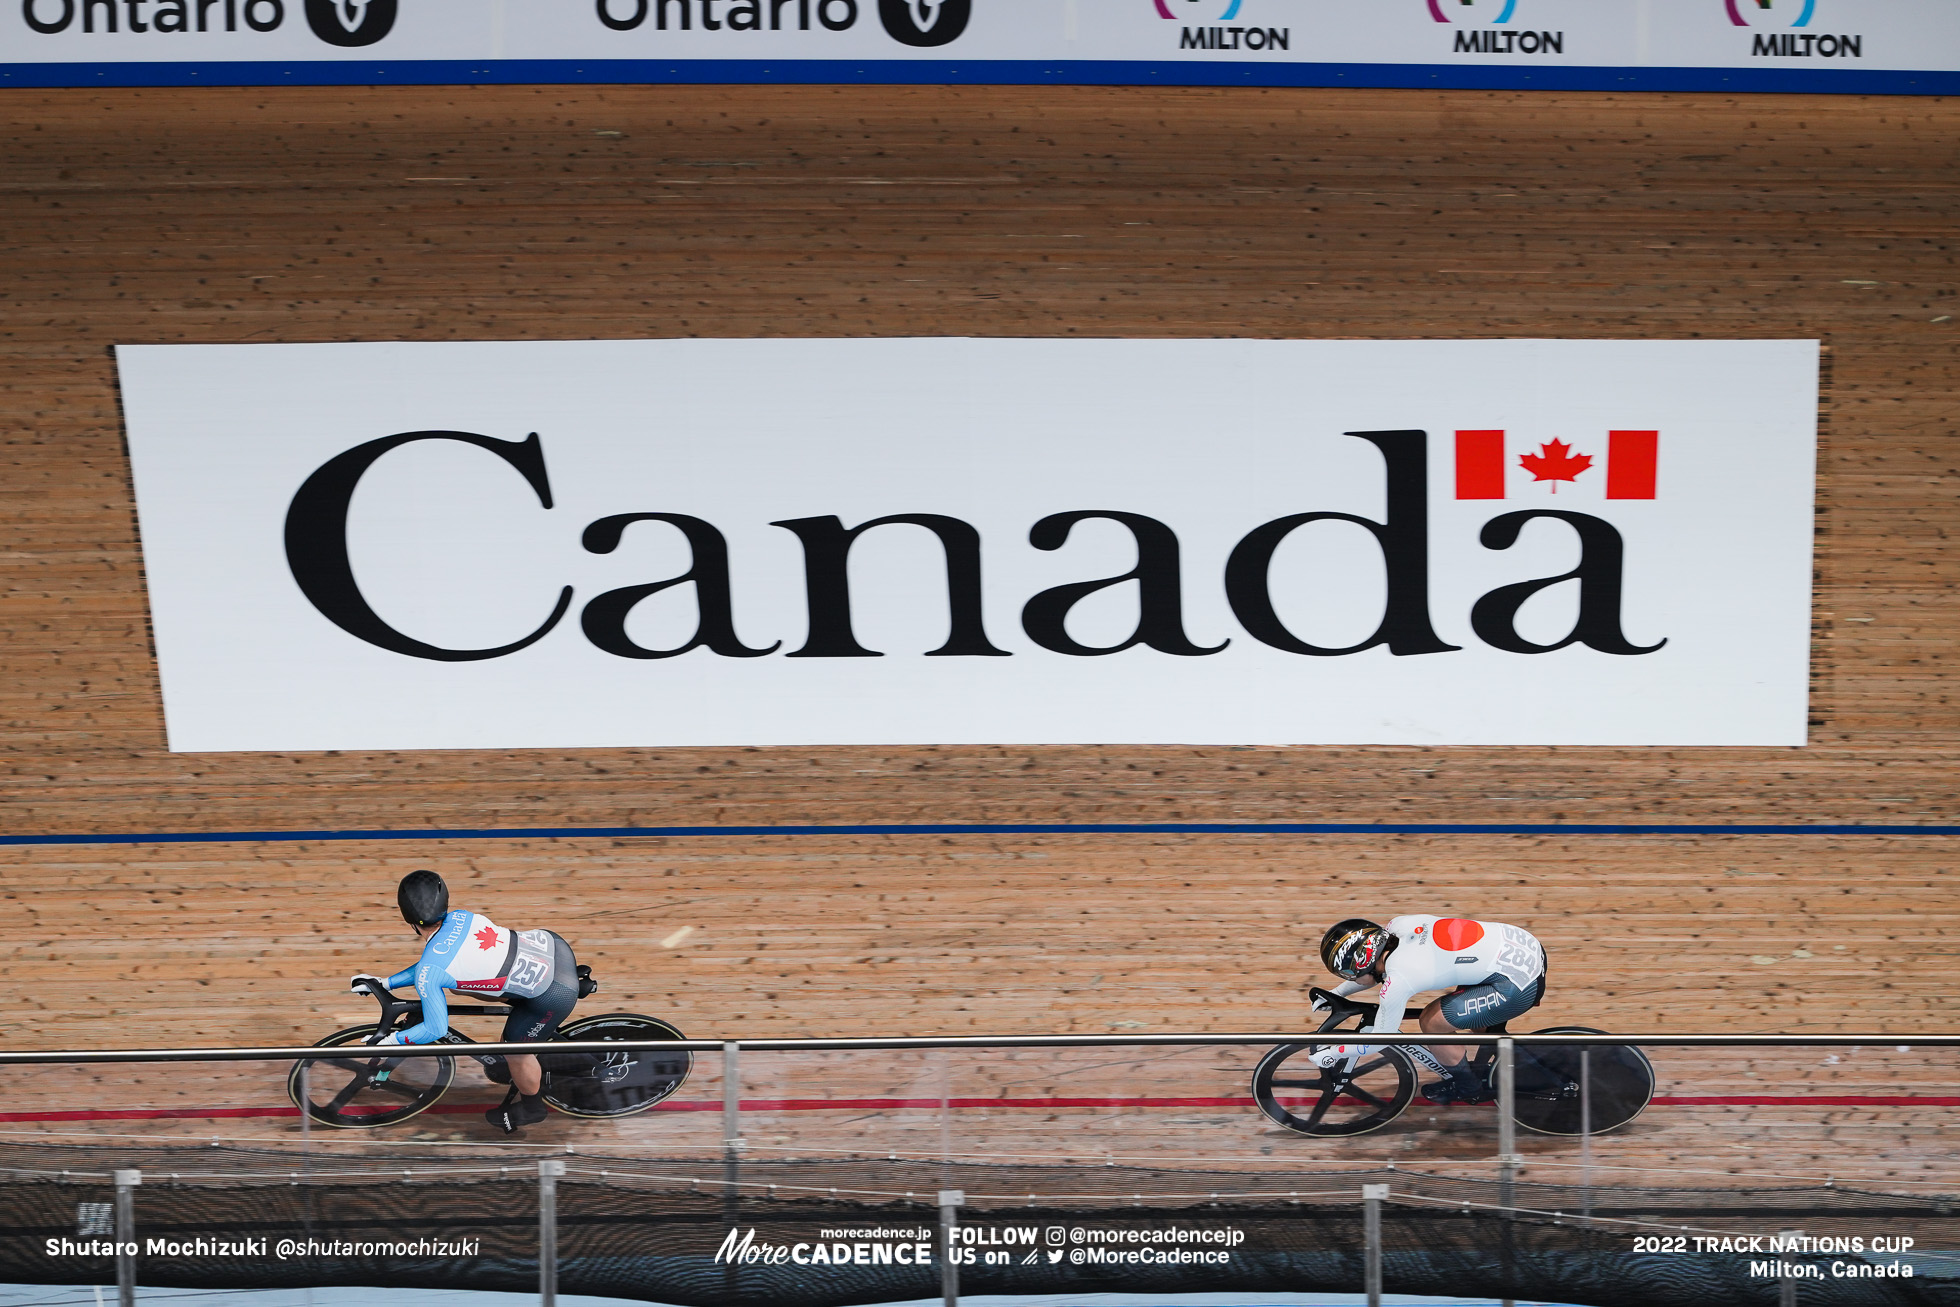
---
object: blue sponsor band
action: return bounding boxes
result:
[3,59,1957,96]
[4,821,1960,846]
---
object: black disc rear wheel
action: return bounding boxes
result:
[542,1013,692,1119]
[288,1025,454,1129]
[1511,1027,1655,1136]
[1253,1042,1416,1137]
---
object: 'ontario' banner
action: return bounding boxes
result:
[6,0,1958,94]
[115,337,1816,752]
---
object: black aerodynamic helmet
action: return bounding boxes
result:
[397,869,449,929]
[1320,918,1391,981]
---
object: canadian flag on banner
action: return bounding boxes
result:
[1454,429,1659,499]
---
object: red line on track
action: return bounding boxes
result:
[1652,1095,1960,1107]
[4,1094,1959,1123]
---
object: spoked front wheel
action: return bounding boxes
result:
[541,1013,692,1119]
[1252,1042,1416,1137]
[1510,1027,1655,1136]
[288,1025,454,1129]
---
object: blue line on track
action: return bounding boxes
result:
[3,822,1959,847]
[2,59,1957,97]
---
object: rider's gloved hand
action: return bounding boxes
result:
[349,974,388,996]
[1309,992,1332,1013]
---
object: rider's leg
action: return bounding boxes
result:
[508,1054,542,1096]
[1421,975,1544,1104]
[1415,999,1488,1103]
[1419,998,1474,1067]
[487,935,581,1133]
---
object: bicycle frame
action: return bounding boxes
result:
[298,982,691,1128]
[353,980,522,1075]
[1267,986,1652,1137]
[1311,988,1434,1082]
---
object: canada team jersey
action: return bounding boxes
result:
[384,909,559,1045]
[1333,915,1545,1037]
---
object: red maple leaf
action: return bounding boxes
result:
[1518,439,1593,492]
[474,925,501,951]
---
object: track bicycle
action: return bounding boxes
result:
[288,973,692,1128]
[1251,987,1655,1138]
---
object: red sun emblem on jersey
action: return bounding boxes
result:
[474,925,500,950]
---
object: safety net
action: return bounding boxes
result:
[0,1141,1954,1306]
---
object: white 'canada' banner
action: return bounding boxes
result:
[115,338,1816,751]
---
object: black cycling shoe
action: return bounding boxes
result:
[485,1092,550,1134]
[1422,1075,1496,1107]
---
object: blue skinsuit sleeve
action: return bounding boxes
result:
[396,974,450,1046]
[393,914,462,1045]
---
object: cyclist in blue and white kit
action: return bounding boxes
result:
[1310,915,1548,1106]
[351,870,581,1134]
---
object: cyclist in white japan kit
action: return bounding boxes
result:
[1312,915,1548,1106]
[350,870,581,1135]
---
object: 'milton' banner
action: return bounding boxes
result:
[7,0,1959,90]
[116,338,1816,752]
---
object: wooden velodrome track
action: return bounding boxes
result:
[2,83,1959,1186]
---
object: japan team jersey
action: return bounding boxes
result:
[385,909,559,1045]
[1333,915,1545,1036]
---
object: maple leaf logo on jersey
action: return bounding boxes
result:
[1518,439,1593,492]
[474,925,501,950]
